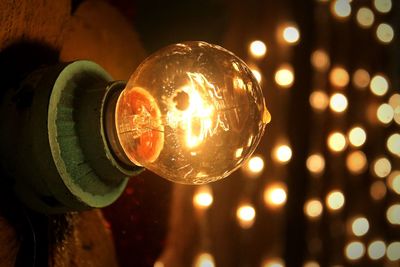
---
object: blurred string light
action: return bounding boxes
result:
[346,150,367,175]
[387,242,400,261]
[243,155,265,176]
[326,190,345,211]
[387,133,400,156]
[370,74,389,96]
[329,67,349,88]
[327,131,347,152]
[373,0,392,14]
[311,49,330,71]
[329,93,348,113]
[304,198,323,219]
[370,180,387,201]
[387,171,400,194]
[236,203,256,229]
[367,240,386,260]
[345,241,365,261]
[309,90,329,112]
[386,203,400,225]
[274,64,294,88]
[282,24,300,44]
[249,40,267,59]
[348,126,366,147]
[193,252,215,267]
[351,217,369,237]
[377,103,394,124]
[193,185,213,209]
[262,258,285,267]
[331,0,351,19]
[388,94,400,124]
[373,157,392,178]
[352,69,370,89]
[303,261,320,267]
[356,7,374,28]
[263,183,287,209]
[273,144,292,163]
[376,23,394,44]
[306,153,325,176]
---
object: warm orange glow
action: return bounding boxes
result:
[309,91,329,111]
[251,67,262,84]
[387,171,400,195]
[193,186,213,209]
[282,25,300,44]
[348,126,367,147]
[387,133,400,156]
[249,40,267,59]
[330,67,349,88]
[386,204,400,225]
[326,190,345,211]
[346,150,367,175]
[370,181,387,201]
[245,155,265,175]
[193,252,215,267]
[327,132,347,152]
[304,198,323,219]
[273,144,293,163]
[264,183,287,208]
[306,154,325,176]
[262,258,285,267]
[236,203,256,229]
[275,65,294,88]
[377,103,394,124]
[352,69,370,89]
[329,93,348,113]
[311,50,330,71]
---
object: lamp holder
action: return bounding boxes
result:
[0,60,143,213]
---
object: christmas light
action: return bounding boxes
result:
[249,40,267,59]
[329,67,349,88]
[367,240,386,260]
[327,132,347,152]
[275,65,294,88]
[193,185,213,209]
[273,144,293,163]
[282,25,300,44]
[373,157,392,178]
[264,183,287,208]
[387,242,400,261]
[346,150,367,175]
[345,241,365,261]
[370,181,387,201]
[370,74,389,96]
[352,69,370,89]
[348,126,367,147]
[306,154,325,176]
[374,0,392,14]
[311,49,330,72]
[351,217,369,237]
[386,133,400,156]
[356,7,375,28]
[376,23,394,44]
[237,203,256,229]
[309,91,329,111]
[329,93,348,113]
[326,190,345,211]
[331,0,351,19]
[304,199,323,219]
[386,204,400,225]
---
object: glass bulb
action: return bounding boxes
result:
[114,42,270,184]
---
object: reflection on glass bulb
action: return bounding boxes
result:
[115,42,270,184]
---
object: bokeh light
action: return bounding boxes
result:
[245,155,265,175]
[249,40,267,59]
[236,203,256,229]
[327,132,347,152]
[370,74,389,96]
[352,69,370,89]
[329,67,349,88]
[329,93,348,113]
[264,183,287,209]
[262,258,285,267]
[304,199,323,219]
[282,25,300,44]
[193,186,213,209]
[373,157,392,178]
[386,133,400,156]
[326,190,345,211]
[311,49,330,71]
[345,241,365,261]
[251,67,262,84]
[273,144,293,163]
[275,65,294,88]
[348,126,367,147]
[368,240,386,260]
[374,0,392,13]
[351,217,369,237]
[193,252,215,267]
[356,7,374,28]
[376,23,394,44]
[377,103,394,124]
[387,171,400,195]
[331,0,351,19]
[387,242,400,261]
[386,204,400,225]
[306,154,325,176]
[309,90,329,111]
[370,181,387,201]
[346,150,367,175]
[303,261,320,267]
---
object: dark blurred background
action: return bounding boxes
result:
[99,0,400,267]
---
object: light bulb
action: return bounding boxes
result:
[113,42,270,184]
